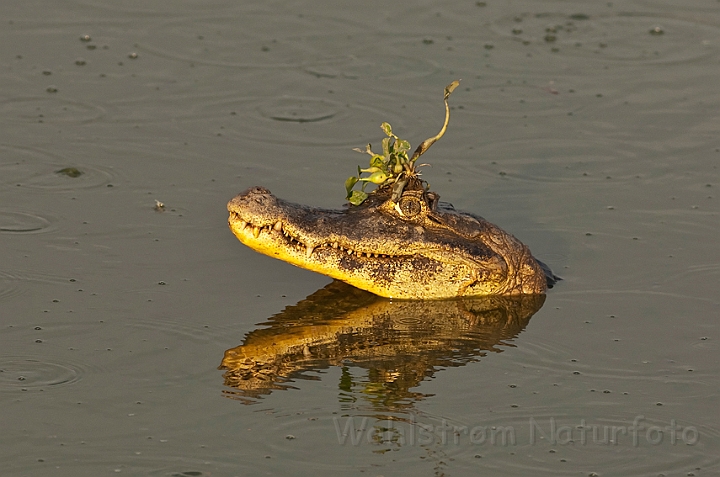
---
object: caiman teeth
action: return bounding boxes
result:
[235,219,393,260]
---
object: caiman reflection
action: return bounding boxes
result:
[219,281,545,407]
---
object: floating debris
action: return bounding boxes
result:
[56,167,83,178]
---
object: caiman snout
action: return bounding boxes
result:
[228,186,278,215]
[244,186,272,196]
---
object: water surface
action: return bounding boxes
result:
[1,1,719,475]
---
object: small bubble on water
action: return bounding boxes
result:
[80,34,91,42]
[128,52,138,59]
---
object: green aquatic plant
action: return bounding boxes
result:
[345,80,460,205]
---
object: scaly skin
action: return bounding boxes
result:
[227,186,555,299]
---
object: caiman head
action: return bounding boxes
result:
[227,186,555,299]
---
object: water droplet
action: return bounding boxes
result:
[649,26,664,35]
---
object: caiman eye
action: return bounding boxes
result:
[397,196,422,218]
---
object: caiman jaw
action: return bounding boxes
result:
[228,211,400,262]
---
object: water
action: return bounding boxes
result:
[1,0,719,475]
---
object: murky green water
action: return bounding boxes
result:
[2,1,719,476]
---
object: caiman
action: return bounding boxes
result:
[227,185,557,299]
[228,81,556,299]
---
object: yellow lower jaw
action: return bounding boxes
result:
[228,218,507,299]
[230,220,410,297]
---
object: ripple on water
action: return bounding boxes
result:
[0,270,24,301]
[258,97,340,124]
[0,144,115,190]
[172,94,408,147]
[443,137,669,185]
[257,407,719,476]
[0,210,55,234]
[128,317,238,344]
[303,54,438,81]
[0,356,83,391]
[0,96,105,124]
[0,269,78,303]
[443,410,720,477]
[489,12,719,66]
[135,13,359,69]
[10,454,251,477]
